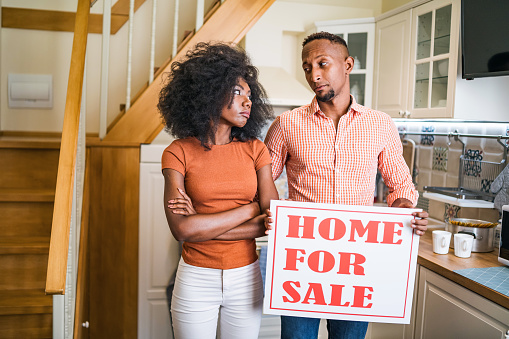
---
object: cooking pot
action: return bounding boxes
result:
[445,218,496,253]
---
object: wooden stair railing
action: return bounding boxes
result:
[103,0,276,144]
[1,0,146,34]
[45,0,90,295]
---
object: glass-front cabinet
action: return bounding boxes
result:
[409,0,460,118]
[310,18,375,107]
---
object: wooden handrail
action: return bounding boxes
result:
[46,0,90,295]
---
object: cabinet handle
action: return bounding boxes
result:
[399,110,411,118]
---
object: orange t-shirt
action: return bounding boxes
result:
[161,137,271,269]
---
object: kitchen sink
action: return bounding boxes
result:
[423,186,496,202]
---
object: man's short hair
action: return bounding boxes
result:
[302,32,349,55]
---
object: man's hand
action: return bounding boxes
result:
[392,198,428,236]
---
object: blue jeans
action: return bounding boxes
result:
[281,316,368,339]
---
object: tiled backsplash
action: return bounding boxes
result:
[393,120,509,223]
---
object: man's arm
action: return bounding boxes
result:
[378,118,428,235]
[378,118,418,207]
[264,116,288,181]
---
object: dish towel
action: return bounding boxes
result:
[491,165,509,213]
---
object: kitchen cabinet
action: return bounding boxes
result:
[139,144,181,339]
[408,0,460,118]
[373,10,412,118]
[414,266,509,338]
[310,18,375,108]
[373,0,460,119]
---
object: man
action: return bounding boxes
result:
[264,32,429,339]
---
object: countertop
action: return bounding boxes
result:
[418,223,508,309]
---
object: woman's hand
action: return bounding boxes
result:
[168,188,197,216]
[264,208,273,235]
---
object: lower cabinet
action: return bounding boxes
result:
[414,266,509,339]
[366,265,509,339]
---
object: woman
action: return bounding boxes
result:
[158,42,279,339]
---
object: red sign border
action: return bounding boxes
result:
[268,204,417,319]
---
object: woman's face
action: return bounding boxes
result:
[220,78,252,128]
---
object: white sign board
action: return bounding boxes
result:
[263,200,421,324]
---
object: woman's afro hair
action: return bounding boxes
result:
[158,42,274,147]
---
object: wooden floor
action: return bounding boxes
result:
[0,135,60,338]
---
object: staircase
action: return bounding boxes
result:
[0,136,60,338]
[0,0,276,337]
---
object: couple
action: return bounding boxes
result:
[159,32,428,339]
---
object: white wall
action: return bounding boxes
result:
[0,0,207,133]
[454,45,509,121]
[245,1,380,73]
[244,1,381,98]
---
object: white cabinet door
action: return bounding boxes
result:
[139,160,181,339]
[407,0,460,118]
[415,266,509,339]
[373,10,412,118]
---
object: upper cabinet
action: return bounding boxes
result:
[409,0,460,118]
[310,18,375,108]
[373,10,412,118]
[374,0,460,118]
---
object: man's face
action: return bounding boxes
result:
[301,39,353,103]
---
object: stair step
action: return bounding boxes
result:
[0,148,59,190]
[0,139,60,150]
[0,313,52,339]
[0,201,53,237]
[0,289,52,316]
[0,188,55,202]
[0,237,50,255]
[0,134,61,150]
[0,253,49,290]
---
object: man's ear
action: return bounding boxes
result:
[345,56,354,74]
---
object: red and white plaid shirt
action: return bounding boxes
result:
[264,96,418,207]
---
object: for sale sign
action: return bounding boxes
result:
[263,200,421,324]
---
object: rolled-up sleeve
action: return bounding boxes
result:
[378,120,418,207]
[264,116,288,181]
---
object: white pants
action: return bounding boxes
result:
[171,258,263,339]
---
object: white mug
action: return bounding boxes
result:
[432,230,451,254]
[454,233,474,258]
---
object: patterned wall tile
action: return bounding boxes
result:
[432,146,448,172]
[444,203,461,221]
[463,149,483,177]
[420,126,435,145]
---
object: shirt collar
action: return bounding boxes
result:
[307,95,366,118]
